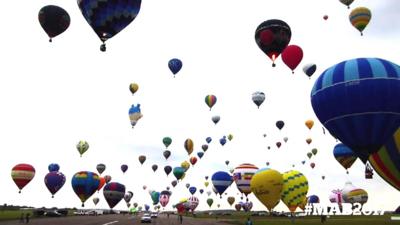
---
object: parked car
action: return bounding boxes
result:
[141,213,152,223]
[151,212,158,218]
[44,211,62,217]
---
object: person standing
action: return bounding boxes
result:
[25,213,30,223]
[19,213,24,223]
[245,217,253,225]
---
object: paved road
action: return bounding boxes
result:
[0,214,233,225]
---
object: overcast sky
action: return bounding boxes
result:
[0,0,399,212]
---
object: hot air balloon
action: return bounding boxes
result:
[38,5,70,42]
[138,155,146,165]
[77,0,142,51]
[235,203,241,211]
[339,0,354,9]
[349,7,371,36]
[104,175,112,184]
[241,201,253,212]
[211,171,233,197]
[152,164,158,172]
[329,189,344,206]
[305,120,314,130]
[197,152,204,159]
[150,191,160,205]
[255,19,291,67]
[276,142,281,148]
[283,137,288,143]
[97,177,106,192]
[163,150,171,160]
[11,164,35,193]
[220,136,227,146]
[233,163,259,200]
[307,152,312,159]
[281,170,308,212]
[303,63,317,79]
[207,198,214,208]
[44,171,66,198]
[103,182,125,208]
[310,162,316,169]
[189,186,197,195]
[181,161,190,172]
[159,190,171,207]
[206,137,212,144]
[281,45,303,73]
[307,195,320,204]
[311,148,318,155]
[323,15,329,20]
[96,163,106,175]
[311,58,400,162]
[129,83,139,95]
[276,120,284,130]
[48,163,60,172]
[250,168,283,211]
[124,191,133,204]
[204,181,209,187]
[128,104,143,128]
[71,171,100,207]
[333,143,357,173]
[171,180,178,187]
[227,134,233,141]
[343,183,368,205]
[201,144,208,152]
[205,95,217,110]
[163,137,172,148]
[188,196,199,211]
[121,164,128,173]
[184,139,194,155]
[168,58,183,77]
[190,157,198,166]
[173,167,185,180]
[211,115,220,125]
[76,140,89,157]
[252,92,266,108]
[227,196,235,206]
[164,166,172,176]
[93,197,100,205]
[369,128,400,191]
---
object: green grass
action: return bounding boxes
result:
[223,215,399,225]
[0,209,33,221]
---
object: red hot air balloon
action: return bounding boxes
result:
[11,164,35,193]
[281,45,303,73]
[190,157,198,166]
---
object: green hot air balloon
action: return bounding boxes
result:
[76,140,89,157]
[163,137,172,148]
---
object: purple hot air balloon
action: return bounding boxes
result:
[44,171,66,198]
[121,164,128,173]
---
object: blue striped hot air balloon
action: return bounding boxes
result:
[211,171,233,197]
[311,58,400,162]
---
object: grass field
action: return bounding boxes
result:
[0,209,33,221]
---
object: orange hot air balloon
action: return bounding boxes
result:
[97,177,106,192]
[190,157,198,166]
[11,164,36,193]
[305,120,314,130]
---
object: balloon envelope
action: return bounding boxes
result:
[233,163,259,196]
[11,164,35,193]
[250,168,283,211]
[311,58,400,162]
[281,170,308,212]
[168,58,183,76]
[71,171,100,206]
[96,164,106,175]
[38,5,70,41]
[349,7,371,35]
[45,171,66,197]
[103,182,125,209]
[281,45,303,73]
[211,171,233,196]
[48,163,60,172]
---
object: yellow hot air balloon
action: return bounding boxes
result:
[298,196,308,211]
[305,120,314,130]
[129,83,139,95]
[349,7,371,36]
[181,161,190,172]
[204,181,209,187]
[281,170,309,212]
[250,168,283,211]
[184,139,194,155]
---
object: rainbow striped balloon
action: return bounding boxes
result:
[349,7,371,36]
[333,143,357,171]
[281,170,308,212]
[369,128,400,191]
[205,95,217,110]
